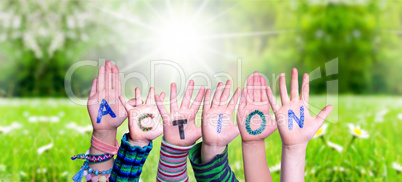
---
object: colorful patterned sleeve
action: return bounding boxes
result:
[189,143,238,182]
[156,137,195,182]
[110,133,153,182]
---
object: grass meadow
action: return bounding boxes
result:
[1,96,402,181]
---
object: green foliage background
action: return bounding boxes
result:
[0,0,401,97]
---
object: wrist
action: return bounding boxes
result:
[92,129,117,146]
[242,140,265,147]
[283,143,308,153]
[201,142,226,164]
[90,129,117,155]
[127,134,150,148]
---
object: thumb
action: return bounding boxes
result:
[315,105,334,124]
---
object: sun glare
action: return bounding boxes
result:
[155,19,207,60]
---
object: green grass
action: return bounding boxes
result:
[1,96,402,181]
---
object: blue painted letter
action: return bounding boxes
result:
[97,99,116,123]
[288,106,304,130]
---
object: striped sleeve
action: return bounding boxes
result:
[110,133,153,182]
[156,137,195,182]
[189,142,238,182]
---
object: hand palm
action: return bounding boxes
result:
[119,87,163,142]
[155,81,205,146]
[267,68,333,146]
[87,62,126,131]
[202,81,240,146]
[273,102,319,145]
[237,72,277,142]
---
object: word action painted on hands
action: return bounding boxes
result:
[97,99,116,123]
[245,110,266,135]
[217,114,223,133]
[173,119,187,140]
[288,106,304,130]
[138,113,154,132]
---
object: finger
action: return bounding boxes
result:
[160,92,166,102]
[266,86,280,113]
[239,88,247,109]
[279,73,289,105]
[112,65,121,94]
[260,76,268,102]
[105,61,112,91]
[170,83,178,112]
[181,80,194,109]
[111,67,116,91]
[228,87,241,111]
[315,105,334,124]
[203,89,211,113]
[300,73,309,110]
[146,87,154,105]
[97,65,105,91]
[290,68,299,101]
[119,95,132,112]
[89,78,97,97]
[190,86,205,112]
[247,75,253,103]
[135,87,142,106]
[155,93,169,118]
[219,80,232,106]
[253,71,261,102]
[211,82,224,108]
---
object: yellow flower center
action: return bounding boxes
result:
[353,128,362,136]
[315,128,323,136]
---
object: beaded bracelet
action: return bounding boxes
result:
[71,153,114,163]
[72,161,112,182]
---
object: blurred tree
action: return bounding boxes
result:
[0,0,401,96]
[229,0,402,94]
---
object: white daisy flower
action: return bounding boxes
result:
[59,111,65,117]
[234,161,241,170]
[59,130,65,135]
[37,142,53,155]
[0,164,5,171]
[397,113,402,120]
[314,123,328,138]
[270,162,281,172]
[347,123,369,138]
[49,116,60,123]
[36,168,47,173]
[19,171,26,176]
[38,116,48,122]
[66,122,92,134]
[360,168,374,176]
[310,167,317,174]
[28,116,38,123]
[23,130,29,135]
[23,111,30,117]
[0,122,22,134]
[61,171,68,176]
[327,141,343,153]
[333,166,346,172]
[375,109,388,122]
[392,162,402,172]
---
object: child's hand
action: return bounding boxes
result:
[87,61,126,140]
[237,71,277,143]
[267,68,333,147]
[119,87,164,147]
[200,81,240,163]
[155,80,205,146]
